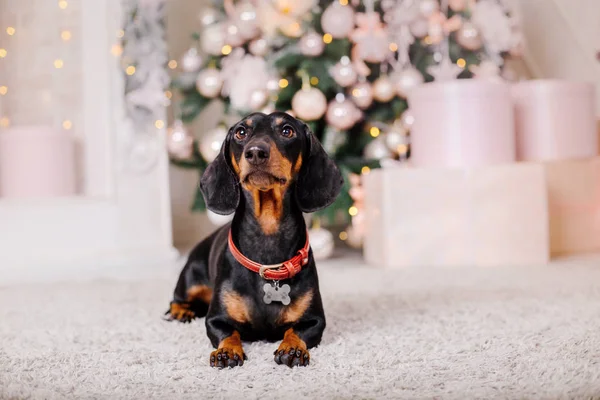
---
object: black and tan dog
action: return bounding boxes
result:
[164,112,343,368]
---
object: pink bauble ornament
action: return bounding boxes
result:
[455,22,483,51]
[266,76,280,93]
[248,89,268,109]
[225,20,245,47]
[248,38,269,56]
[330,57,357,87]
[199,7,219,26]
[393,67,424,98]
[410,18,429,38]
[235,1,259,40]
[291,88,328,121]
[299,31,325,56]
[321,3,355,39]
[167,120,194,160]
[364,136,393,160]
[350,82,373,109]
[198,125,227,162]
[326,97,362,130]
[400,108,415,131]
[181,47,202,73]
[201,23,226,55]
[372,75,395,102]
[419,0,439,17]
[196,68,223,98]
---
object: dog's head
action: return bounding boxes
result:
[200,112,343,215]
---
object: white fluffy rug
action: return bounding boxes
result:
[2,255,600,399]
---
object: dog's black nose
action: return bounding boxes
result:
[245,145,270,166]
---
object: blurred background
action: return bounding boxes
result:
[0,0,599,283]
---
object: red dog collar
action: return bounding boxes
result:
[228,230,310,280]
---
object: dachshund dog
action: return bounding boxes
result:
[165,112,343,368]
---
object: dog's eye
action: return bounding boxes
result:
[234,127,247,140]
[281,125,295,138]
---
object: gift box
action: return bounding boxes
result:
[363,163,549,267]
[408,80,516,168]
[545,157,600,256]
[512,80,598,162]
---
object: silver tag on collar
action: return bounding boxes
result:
[263,281,291,305]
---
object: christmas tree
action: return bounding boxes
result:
[168,0,522,231]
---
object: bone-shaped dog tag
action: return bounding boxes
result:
[263,282,291,305]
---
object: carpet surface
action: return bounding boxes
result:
[2,255,600,399]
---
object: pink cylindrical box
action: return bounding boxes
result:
[0,126,76,198]
[408,80,515,168]
[512,80,597,162]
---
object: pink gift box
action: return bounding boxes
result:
[363,163,549,267]
[0,126,76,198]
[408,80,516,168]
[512,80,598,162]
[545,157,600,256]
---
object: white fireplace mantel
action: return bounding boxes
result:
[0,0,178,285]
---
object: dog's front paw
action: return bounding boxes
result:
[210,347,247,369]
[163,302,195,323]
[274,330,309,368]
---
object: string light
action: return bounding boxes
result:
[456,58,466,68]
[0,86,7,95]
[165,90,172,99]
[58,0,68,9]
[62,120,72,130]
[397,144,409,154]
[389,42,398,52]
[0,117,9,128]
[6,27,15,36]
[155,120,165,129]
[54,59,64,69]
[424,36,433,45]
[310,77,319,85]
[117,30,125,38]
[348,206,358,216]
[278,79,289,88]
[168,60,178,69]
[221,45,232,55]
[111,44,123,56]
[369,126,380,137]
[61,30,72,41]
[339,231,348,240]
[125,66,136,75]
[361,166,371,175]
[0,49,7,58]
[323,33,333,44]
[339,0,349,4]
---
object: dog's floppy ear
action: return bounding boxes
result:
[295,125,344,213]
[199,131,240,215]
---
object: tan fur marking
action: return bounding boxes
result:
[279,290,313,324]
[245,118,253,126]
[186,284,213,303]
[294,153,303,174]
[275,117,284,125]
[222,291,251,324]
[231,154,241,175]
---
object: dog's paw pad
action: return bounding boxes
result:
[274,345,309,367]
[210,347,246,369]
[163,302,196,323]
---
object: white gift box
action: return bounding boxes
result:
[363,163,549,267]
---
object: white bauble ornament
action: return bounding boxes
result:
[181,47,202,73]
[248,89,268,109]
[350,82,373,109]
[330,57,357,87]
[410,18,430,38]
[393,67,424,98]
[225,21,245,47]
[248,38,269,56]
[372,76,395,102]
[326,97,362,130]
[456,22,483,51]
[235,1,259,40]
[400,108,415,130]
[299,32,325,56]
[364,136,393,160]
[384,129,407,151]
[201,23,226,55]
[198,125,227,163]
[266,76,280,93]
[321,2,355,39]
[196,68,223,98]
[291,88,327,121]
[419,0,439,17]
[207,210,234,226]
[308,228,335,260]
[167,120,194,160]
[199,8,220,26]
[261,103,276,114]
